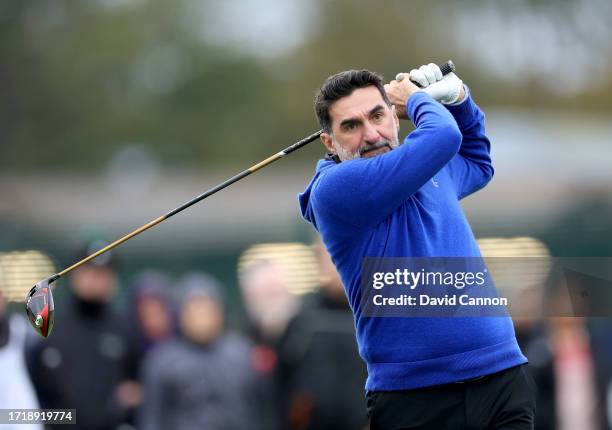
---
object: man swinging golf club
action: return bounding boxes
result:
[298,64,536,429]
[23,60,534,427]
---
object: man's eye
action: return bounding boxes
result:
[344,123,357,131]
[372,112,384,121]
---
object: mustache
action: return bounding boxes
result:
[359,141,393,156]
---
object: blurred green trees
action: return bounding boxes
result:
[1,0,610,171]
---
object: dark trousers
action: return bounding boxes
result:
[366,365,536,430]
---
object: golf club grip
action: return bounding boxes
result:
[410,60,455,88]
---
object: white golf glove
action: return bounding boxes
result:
[401,63,463,105]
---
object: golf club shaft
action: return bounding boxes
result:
[55,60,456,279]
[57,129,323,278]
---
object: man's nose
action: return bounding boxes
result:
[363,122,381,143]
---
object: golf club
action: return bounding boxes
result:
[25,61,456,337]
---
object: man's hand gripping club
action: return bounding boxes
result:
[385,63,465,119]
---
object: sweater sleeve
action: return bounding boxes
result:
[444,86,494,199]
[311,92,462,230]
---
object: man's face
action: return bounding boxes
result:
[240,263,298,339]
[180,297,223,344]
[71,265,117,303]
[321,86,400,161]
[137,297,171,340]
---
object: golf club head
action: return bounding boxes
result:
[25,275,58,338]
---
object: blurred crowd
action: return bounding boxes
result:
[0,239,367,430]
[1,239,612,430]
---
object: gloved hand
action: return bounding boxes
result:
[398,63,463,105]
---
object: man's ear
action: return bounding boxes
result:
[320,132,335,153]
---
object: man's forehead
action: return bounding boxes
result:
[329,86,387,123]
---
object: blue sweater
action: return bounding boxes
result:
[298,90,526,391]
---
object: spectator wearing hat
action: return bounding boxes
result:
[26,240,141,430]
[278,239,368,430]
[129,269,175,354]
[138,272,259,430]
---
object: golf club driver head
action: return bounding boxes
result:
[25,275,58,338]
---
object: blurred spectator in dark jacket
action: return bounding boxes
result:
[26,242,141,430]
[515,319,556,430]
[277,239,368,430]
[515,266,612,430]
[138,272,258,430]
[129,269,174,353]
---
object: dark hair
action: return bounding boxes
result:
[314,69,390,133]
